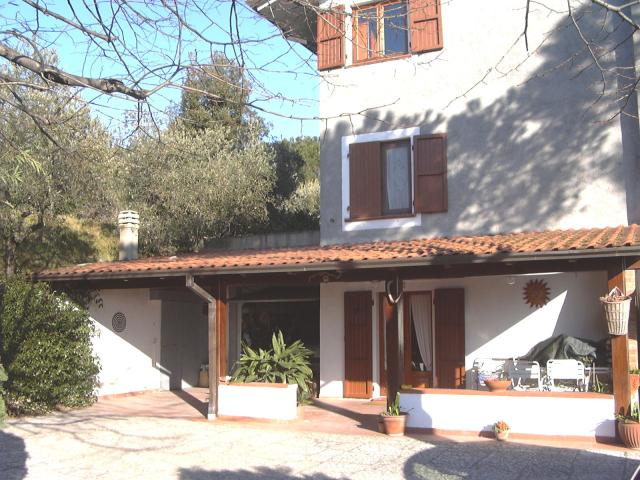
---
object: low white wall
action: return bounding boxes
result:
[401,391,616,439]
[90,288,162,396]
[218,383,298,420]
[319,271,608,397]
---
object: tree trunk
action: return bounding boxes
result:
[3,238,17,277]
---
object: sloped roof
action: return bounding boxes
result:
[246,0,318,52]
[37,225,640,281]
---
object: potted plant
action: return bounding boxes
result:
[485,372,511,392]
[494,420,510,441]
[631,369,640,391]
[380,393,407,436]
[617,403,640,449]
[600,287,632,335]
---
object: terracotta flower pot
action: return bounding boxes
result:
[495,430,509,441]
[381,413,407,436]
[485,379,511,392]
[630,374,640,392]
[618,421,640,449]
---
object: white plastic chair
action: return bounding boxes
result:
[546,359,586,391]
[508,360,542,390]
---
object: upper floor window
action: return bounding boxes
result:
[317,0,443,71]
[353,2,409,63]
[347,133,447,221]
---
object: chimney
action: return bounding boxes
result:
[118,210,139,261]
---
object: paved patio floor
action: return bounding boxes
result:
[2,389,640,480]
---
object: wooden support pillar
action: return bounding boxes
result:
[186,275,218,420]
[385,297,405,408]
[216,281,228,379]
[608,268,635,417]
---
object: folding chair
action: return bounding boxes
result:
[546,359,586,391]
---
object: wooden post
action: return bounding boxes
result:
[186,275,218,420]
[385,297,405,408]
[609,268,634,417]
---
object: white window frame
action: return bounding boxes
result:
[341,127,422,231]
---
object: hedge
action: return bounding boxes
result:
[0,278,100,415]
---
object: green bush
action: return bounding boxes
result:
[0,363,7,426]
[231,331,313,404]
[0,278,100,415]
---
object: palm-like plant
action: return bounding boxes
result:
[231,331,314,403]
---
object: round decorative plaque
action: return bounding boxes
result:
[112,312,127,332]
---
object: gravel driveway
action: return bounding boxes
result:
[2,408,640,480]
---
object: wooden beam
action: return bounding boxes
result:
[608,268,633,417]
[216,281,228,379]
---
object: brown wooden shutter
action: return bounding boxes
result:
[414,134,447,213]
[344,291,373,399]
[317,7,345,70]
[349,141,382,220]
[409,0,443,53]
[434,288,465,388]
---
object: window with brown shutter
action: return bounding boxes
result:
[317,7,346,70]
[413,134,447,213]
[352,1,409,64]
[409,0,443,53]
[349,141,382,219]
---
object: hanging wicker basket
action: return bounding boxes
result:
[600,287,632,336]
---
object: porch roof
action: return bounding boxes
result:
[37,225,640,281]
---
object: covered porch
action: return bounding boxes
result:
[39,225,640,443]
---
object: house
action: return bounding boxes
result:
[39,0,640,441]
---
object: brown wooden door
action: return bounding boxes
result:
[434,288,465,388]
[344,291,373,398]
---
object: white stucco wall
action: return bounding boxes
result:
[90,288,162,396]
[319,271,608,397]
[401,391,615,439]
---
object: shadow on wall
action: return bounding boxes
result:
[320,4,639,244]
[0,430,28,480]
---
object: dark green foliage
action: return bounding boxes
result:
[0,278,100,415]
[0,363,7,426]
[231,331,314,404]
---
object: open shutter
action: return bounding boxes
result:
[414,134,447,213]
[349,141,382,220]
[434,288,465,388]
[317,7,345,70]
[409,0,443,53]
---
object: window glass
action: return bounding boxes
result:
[409,294,432,372]
[383,3,408,55]
[382,141,411,214]
[356,7,378,60]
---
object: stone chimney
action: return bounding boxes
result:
[118,210,139,261]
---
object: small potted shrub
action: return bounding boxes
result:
[617,403,640,449]
[630,368,640,392]
[485,372,511,392]
[380,393,407,436]
[494,420,510,441]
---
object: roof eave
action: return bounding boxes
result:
[247,0,318,53]
[35,246,640,283]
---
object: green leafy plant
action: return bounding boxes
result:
[617,403,640,423]
[630,368,640,374]
[383,393,403,417]
[231,331,313,404]
[0,278,100,415]
[0,362,7,427]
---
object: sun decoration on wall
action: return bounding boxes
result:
[522,279,550,309]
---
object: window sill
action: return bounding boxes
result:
[349,53,411,68]
[346,213,415,223]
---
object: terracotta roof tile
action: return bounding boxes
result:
[37,225,640,281]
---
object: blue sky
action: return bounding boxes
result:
[2,1,319,139]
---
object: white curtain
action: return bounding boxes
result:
[384,145,410,211]
[410,294,432,371]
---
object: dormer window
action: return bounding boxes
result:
[353,2,409,63]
